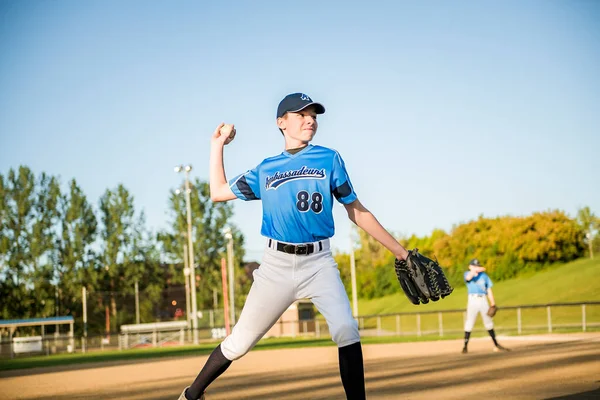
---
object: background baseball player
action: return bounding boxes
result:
[462,258,509,353]
[178,92,410,400]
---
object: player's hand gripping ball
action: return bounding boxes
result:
[219,123,236,145]
[212,123,236,146]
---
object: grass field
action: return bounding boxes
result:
[354,257,600,336]
[357,257,600,315]
[2,258,598,372]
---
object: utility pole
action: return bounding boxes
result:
[55,286,59,336]
[183,166,199,344]
[183,243,191,327]
[135,281,140,325]
[224,227,235,325]
[82,286,87,353]
[175,164,199,344]
[221,258,231,336]
[350,232,359,318]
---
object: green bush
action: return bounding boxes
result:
[337,210,587,298]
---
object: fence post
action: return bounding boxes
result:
[547,306,552,333]
[360,317,364,330]
[582,304,586,332]
[517,308,522,335]
[438,312,443,337]
[316,320,320,338]
[396,314,401,335]
[69,322,75,353]
[377,316,381,336]
[82,286,87,353]
[417,314,421,337]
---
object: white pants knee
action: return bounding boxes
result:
[221,241,359,361]
[464,294,494,332]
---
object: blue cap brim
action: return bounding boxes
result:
[286,102,326,115]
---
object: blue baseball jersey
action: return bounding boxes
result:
[464,272,493,295]
[229,144,357,243]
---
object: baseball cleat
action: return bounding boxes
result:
[461,347,468,354]
[493,345,510,352]
[177,387,205,400]
[177,387,188,400]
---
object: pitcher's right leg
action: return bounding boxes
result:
[221,259,296,360]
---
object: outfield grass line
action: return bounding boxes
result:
[2,258,598,373]
[3,330,599,373]
[357,257,600,315]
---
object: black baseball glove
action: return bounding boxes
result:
[394,249,454,305]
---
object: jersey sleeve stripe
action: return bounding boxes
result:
[236,176,259,200]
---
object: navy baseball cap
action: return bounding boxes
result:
[276,93,325,118]
[469,259,482,266]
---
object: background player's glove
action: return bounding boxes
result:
[394,249,454,305]
[487,305,497,317]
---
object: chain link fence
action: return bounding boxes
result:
[2,301,599,359]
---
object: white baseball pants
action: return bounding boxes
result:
[464,294,494,332]
[220,239,360,361]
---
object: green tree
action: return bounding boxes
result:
[98,184,151,331]
[53,179,98,323]
[158,178,246,311]
[577,206,599,259]
[30,172,61,318]
[0,167,59,319]
[353,226,398,299]
[337,210,586,299]
[433,211,584,285]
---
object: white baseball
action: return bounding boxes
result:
[220,124,235,138]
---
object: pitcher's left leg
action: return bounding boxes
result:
[303,261,364,400]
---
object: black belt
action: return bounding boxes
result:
[269,239,323,255]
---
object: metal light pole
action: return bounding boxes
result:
[183,243,191,326]
[175,164,199,344]
[350,231,359,318]
[174,199,193,330]
[223,227,235,325]
[55,286,59,336]
[82,286,87,353]
[134,281,140,325]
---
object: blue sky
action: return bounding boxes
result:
[1,0,598,262]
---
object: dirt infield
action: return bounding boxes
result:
[1,333,599,399]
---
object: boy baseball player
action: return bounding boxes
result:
[178,92,409,400]
[462,258,510,354]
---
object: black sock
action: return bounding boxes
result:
[488,329,499,346]
[464,331,471,348]
[338,342,366,400]
[186,344,232,400]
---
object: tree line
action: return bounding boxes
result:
[0,166,248,335]
[2,165,598,333]
[335,208,600,300]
